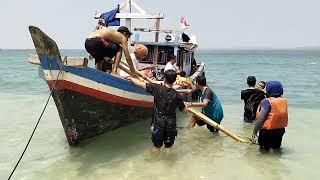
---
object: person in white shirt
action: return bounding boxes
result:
[164,54,178,72]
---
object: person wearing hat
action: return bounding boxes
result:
[241,76,266,123]
[252,81,288,150]
[85,26,135,74]
[119,43,154,77]
[132,43,155,75]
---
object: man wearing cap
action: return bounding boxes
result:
[85,26,135,74]
[119,43,154,77]
[132,44,155,73]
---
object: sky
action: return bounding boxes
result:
[1,0,320,49]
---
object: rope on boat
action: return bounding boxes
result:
[7,57,66,180]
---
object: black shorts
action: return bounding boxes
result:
[85,37,118,71]
[151,127,177,148]
[258,128,285,150]
[195,117,219,133]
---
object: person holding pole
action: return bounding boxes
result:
[127,70,186,153]
[252,81,288,150]
[177,76,224,133]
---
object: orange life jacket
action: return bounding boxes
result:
[257,97,288,129]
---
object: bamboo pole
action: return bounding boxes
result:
[118,64,145,82]
[187,107,246,143]
[120,60,154,83]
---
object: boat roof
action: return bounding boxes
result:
[132,41,198,51]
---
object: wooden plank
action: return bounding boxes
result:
[115,13,164,19]
[188,107,246,143]
[120,60,155,83]
[134,28,181,34]
[27,54,88,67]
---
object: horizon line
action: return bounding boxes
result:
[2,47,320,51]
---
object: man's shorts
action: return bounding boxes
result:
[151,126,177,148]
[194,116,219,133]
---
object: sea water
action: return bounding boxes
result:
[0,49,319,180]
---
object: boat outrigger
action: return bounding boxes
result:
[28,0,205,145]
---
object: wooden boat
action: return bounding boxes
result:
[28,0,204,145]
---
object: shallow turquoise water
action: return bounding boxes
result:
[0,50,319,179]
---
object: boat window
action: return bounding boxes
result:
[157,46,174,65]
[158,50,167,64]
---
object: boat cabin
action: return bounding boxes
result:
[132,40,198,80]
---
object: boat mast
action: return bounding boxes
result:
[115,0,164,42]
[125,0,132,31]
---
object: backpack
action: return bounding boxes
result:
[245,90,266,116]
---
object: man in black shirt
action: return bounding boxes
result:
[241,76,266,123]
[128,70,186,152]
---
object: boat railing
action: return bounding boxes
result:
[27,54,88,67]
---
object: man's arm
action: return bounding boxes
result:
[127,76,146,89]
[138,64,155,71]
[112,48,122,74]
[176,88,195,94]
[252,100,271,139]
[185,99,209,108]
[241,90,244,100]
[120,38,135,73]
[101,29,135,73]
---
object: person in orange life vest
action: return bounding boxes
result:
[252,81,288,150]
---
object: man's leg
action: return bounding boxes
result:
[164,129,177,155]
[206,124,218,133]
[187,115,198,128]
[95,60,104,71]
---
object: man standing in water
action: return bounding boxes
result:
[127,70,186,153]
[177,76,224,133]
[85,26,135,74]
[252,81,288,150]
[241,76,266,123]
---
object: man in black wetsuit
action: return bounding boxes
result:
[241,76,266,123]
[128,70,186,153]
[85,26,135,74]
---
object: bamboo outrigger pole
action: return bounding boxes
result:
[120,59,154,83]
[117,63,145,82]
[187,107,246,143]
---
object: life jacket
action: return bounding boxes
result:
[257,97,288,129]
